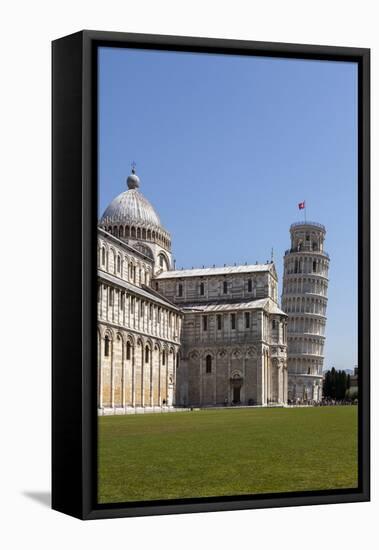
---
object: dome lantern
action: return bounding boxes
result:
[126,162,140,189]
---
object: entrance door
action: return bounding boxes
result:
[233,385,241,404]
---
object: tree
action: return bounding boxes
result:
[323,368,349,400]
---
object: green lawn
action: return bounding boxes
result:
[98,406,358,503]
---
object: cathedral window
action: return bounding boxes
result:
[231,313,236,330]
[223,281,228,294]
[162,350,166,365]
[131,297,135,314]
[248,279,252,292]
[126,341,131,360]
[117,255,121,272]
[109,288,114,306]
[145,346,150,363]
[120,292,124,310]
[202,316,208,331]
[205,355,212,374]
[245,312,250,329]
[101,247,106,266]
[178,283,183,297]
[217,314,222,330]
[313,260,317,273]
[156,281,159,290]
[272,319,276,329]
[104,336,110,357]
[200,282,205,295]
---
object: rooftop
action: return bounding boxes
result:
[182,298,286,315]
[98,270,181,312]
[155,263,273,279]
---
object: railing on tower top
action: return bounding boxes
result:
[284,248,329,258]
[290,221,326,231]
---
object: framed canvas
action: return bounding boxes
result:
[52,30,370,520]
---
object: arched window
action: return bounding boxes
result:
[245,312,250,329]
[313,260,317,273]
[162,350,166,365]
[119,226,124,238]
[104,335,110,357]
[117,255,121,272]
[101,247,106,265]
[126,341,131,360]
[272,319,276,329]
[145,346,150,363]
[200,282,204,295]
[248,279,252,292]
[205,354,212,374]
[231,313,236,330]
[178,283,183,297]
[223,280,228,294]
[202,316,208,331]
[217,314,222,330]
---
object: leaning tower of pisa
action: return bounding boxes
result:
[281,222,330,403]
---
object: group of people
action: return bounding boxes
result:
[287,398,358,406]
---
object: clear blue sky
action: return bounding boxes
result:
[98,47,358,372]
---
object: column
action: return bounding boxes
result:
[199,356,203,406]
[158,348,161,406]
[98,336,103,409]
[132,345,136,407]
[150,350,153,407]
[122,339,126,408]
[141,345,144,407]
[110,340,114,409]
[214,353,217,405]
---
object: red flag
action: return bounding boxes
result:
[298,201,305,210]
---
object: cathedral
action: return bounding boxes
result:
[97,167,288,414]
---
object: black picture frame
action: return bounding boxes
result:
[52,30,370,520]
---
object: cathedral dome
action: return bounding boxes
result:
[100,167,162,230]
[99,166,172,252]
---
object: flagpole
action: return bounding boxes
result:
[304,200,306,223]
